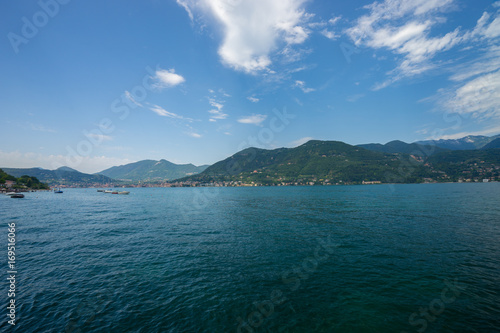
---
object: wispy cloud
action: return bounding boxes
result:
[448,70,500,119]
[177,0,311,73]
[321,29,340,40]
[346,0,471,88]
[207,96,228,122]
[208,109,228,121]
[347,94,364,102]
[295,80,315,93]
[186,131,202,138]
[247,96,260,103]
[433,125,500,140]
[176,0,194,21]
[237,114,267,126]
[153,68,185,88]
[124,91,143,107]
[148,104,193,121]
[30,123,56,133]
[347,0,500,90]
[86,133,112,142]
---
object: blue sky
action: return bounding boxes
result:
[1,0,499,173]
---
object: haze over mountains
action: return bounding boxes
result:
[2,167,116,187]
[2,135,499,186]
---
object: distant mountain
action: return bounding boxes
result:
[180,140,433,185]
[2,167,116,186]
[97,159,209,182]
[415,135,500,150]
[56,166,79,172]
[358,140,448,156]
[481,138,500,150]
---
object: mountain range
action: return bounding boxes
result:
[415,135,500,150]
[180,140,428,185]
[3,134,499,186]
[179,138,500,185]
[2,167,116,186]
[96,159,209,182]
[357,140,448,156]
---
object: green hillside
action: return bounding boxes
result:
[426,149,500,182]
[97,159,209,182]
[358,140,448,156]
[0,169,50,189]
[181,140,433,185]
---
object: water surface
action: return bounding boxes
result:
[1,183,499,332]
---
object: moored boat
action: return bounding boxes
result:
[10,193,24,198]
[118,191,130,195]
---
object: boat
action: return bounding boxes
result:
[117,191,130,195]
[97,190,104,192]
[6,192,16,196]
[104,190,113,193]
[10,193,24,198]
[111,191,119,194]
[54,188,63,193]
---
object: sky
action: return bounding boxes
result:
[1,0,499,173]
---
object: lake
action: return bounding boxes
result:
[1,183,499,332]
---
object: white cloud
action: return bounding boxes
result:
[176,0,194,21]
[186,132,202,138]
[482,16,500,39]
[329,16,342,25]
[321,29,340,40]
[207,97,228,121]
[450,45,500,82]
[237,114,267,126]
[209,98,224,111]
[348,0,500,89]
[247,96,260,103]
[290,136,313,147]
[448,70,500,119]
[208,109,228,120]
[149,104,192,121]
[0,149,134,174]
[294,80,315,93]
[124,91,143,107]
[435,126,500,140]
[86,133,112,142]
[153,68,185,88]
[177,0,311,73]
[346,0,463,85]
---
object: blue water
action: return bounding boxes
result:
[1,183,499,332]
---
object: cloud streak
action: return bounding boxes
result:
[237,114,267,126]
[149,104,193,121]
[295,80,315,93]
